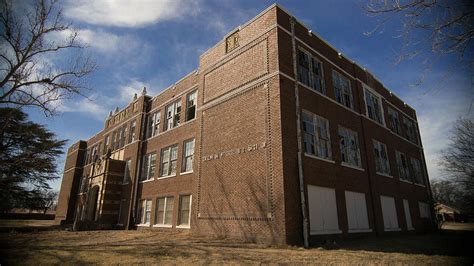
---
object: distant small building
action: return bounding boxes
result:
[435,203,461,222]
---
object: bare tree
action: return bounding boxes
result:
[0,0,95,116]
[365,0,474,83]
[439,118,474,213]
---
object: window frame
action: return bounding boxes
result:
[147,111,161,139]
[177,195,192,228]
[141,152,156,181]
[297,48,326,94]
[387,106,401,135]
[182,139,195,173]
[155,196,174,227]
[364,86,385,126]
[332,70,354,110]
[302,111,332,160]
[123,159,131,184]
[403,117,418,144]
[338,126,362,168]
[410,157,425,185]
[165,101,182,131]
[395,150,411,182]
[138,199,152,225]
[185,91,197,121]
[160,145,178,177]
[129,120,136,143]
[373,139,391,176]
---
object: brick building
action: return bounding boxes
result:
[56,4,435,246]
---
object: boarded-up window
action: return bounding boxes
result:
[345,191,370,232]
[307,185,340,235]
[380,195,399,231]
[403,199,414,230]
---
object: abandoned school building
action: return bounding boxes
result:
[55,4,435,246]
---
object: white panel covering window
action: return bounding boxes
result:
[345,191,370,232]
[332,70,353,109]
[155,197,174,226]
[419,202,431,218]
[297,49,325,94]
[339,126,361,167]
[147,111,161,138]
[396,151,411,182]
[141,153,156,181]
[403,199,414,230]
[410,157,425,185]
[307,185,340,235]
[178,195,192,227]
[380,195,400,231]
[182,139,195,173]
[302,111,332,160]
[160,145,178,177]
[165,101,181,131]
[364,87,384,125]
[373,140,390,175]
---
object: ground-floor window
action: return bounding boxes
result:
[380,195,400,231]
[345,191,370,232]
[139,199,152,225]
[307,185,340,235]
[155,197,174,227]
[178,195,192,227]
[403,199,414,230]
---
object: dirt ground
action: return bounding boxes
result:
[0,221,472,264]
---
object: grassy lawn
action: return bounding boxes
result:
[0,221,472,264]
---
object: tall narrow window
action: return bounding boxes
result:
[123,159,131,184]
[410,157,424,185]
[364,88,384,125]
[297,49,325,94]
[387,107,401,134]
[178,195,191,227]
[147,111,161,138]
[373,140,390,175]
[111,131,117,151]
[302,111,332,160]
[119,125,126,148]
[186,91,197,121]
[332,70,353,109]
[129,120,136,143]
[139,199,152,225]
[160,145,178,177]
[103,135,109,154]
[403,117,418,144]
[141,153,156,181]
[339,126,361,167]
[182,139,195,173]
[155,197,174,226]
[396,151,411,182]
[165,101,181,131]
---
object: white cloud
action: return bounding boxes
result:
[58,95,109,120]
[64,0,201,27]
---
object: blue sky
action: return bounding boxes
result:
[25,0,472,191]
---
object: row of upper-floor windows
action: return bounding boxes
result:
[302,110,425,186]
[146,90,197,139]
[82,90,197,165]
[140,139,195,182]
[297,48,418,145]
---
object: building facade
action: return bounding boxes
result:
[55,4,435,246]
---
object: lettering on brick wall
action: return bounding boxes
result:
[202,142,266,162]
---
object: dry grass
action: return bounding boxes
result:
[0,222,472,264]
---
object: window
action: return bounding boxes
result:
[403,117,418,144]
[182,139,195,173]
[403,199,414,230]
[339,126,361,167]
[165,101,181,131]
[302,111,332,160]
[123,159,131,184]
[160,145,178,177]
[332,70,353,109]
[387,107,401,134]
[226,31,239,53]
[118,125,126,148]
[103,135,109,154]
[129,120,136,143]
[155,197,174,226]
[178,195,192,227]
[345,191,370,232]
[297,49,325,94]
[141,153,156,181]
[186,91,197,121]
[364,88,384,125]
[410,157,425,185]
[307,185,340,235]
[396,151,411,182]
[419,202,431,218]
[373,140,390,175]
[91,146,97,162]
[111,130,117,151]
[139,199,152,225]
[147,111,161,138]
[380,195,400,231]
